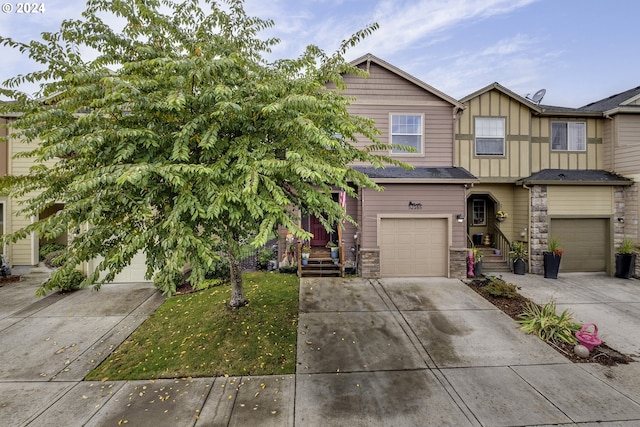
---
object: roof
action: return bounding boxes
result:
[352,166,479,183]
[518,169,633,186]
[460,82,542,112]
[350,54,464,110]
[579,86,640,115]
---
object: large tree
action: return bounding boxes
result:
[0,0,404,305]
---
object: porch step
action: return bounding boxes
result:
[475,247,511,273]
[300,247,341,277]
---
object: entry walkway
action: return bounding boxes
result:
[0,274,639,425]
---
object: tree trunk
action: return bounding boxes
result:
[227,239,247,308]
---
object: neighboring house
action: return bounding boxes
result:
[455,82,634,275]
[288,54,479,279]
[1,112,148,281]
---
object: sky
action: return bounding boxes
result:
[0,0,639,107]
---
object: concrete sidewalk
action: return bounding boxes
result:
[1,273,639,426]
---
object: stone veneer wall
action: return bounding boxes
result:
[449,248,467,280]
[529,185,548,275]
[359,248,380,278]
[614,185,629,248]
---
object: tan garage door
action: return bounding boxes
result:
[380,218,448,277]
[550,218,609,272]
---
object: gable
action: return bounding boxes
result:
[342,62,453,107]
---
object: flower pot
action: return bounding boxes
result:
[497,217,505,222]
[513,259,526,275]
[543,252,561,279]
[494,249,501,256]
[302,259,308,266]
[330,247,339,259]
[474,261,483,277]
[615,253,636,279]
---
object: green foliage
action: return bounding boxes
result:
[44,249,65,268]
[517,301,581,344]
[43,268,85,293]
[548,237,562,254]
[484,276,518,299]
[618,237,636,255]
[257,247,276,270]
[0,0,407,299]
[278,265,298,274]
[510,241,528,261]
[86,272,299,380]
[203,253,231,281]
[40,242,66,260]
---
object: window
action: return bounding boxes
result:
[551,122,586,151]
[472,200,486,226]
[391,114,422,154]
[475,117,505,156]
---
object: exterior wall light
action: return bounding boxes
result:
[456,214,465,223]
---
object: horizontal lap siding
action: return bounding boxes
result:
[361,184,465,249]
[548,186,613,216]
[343,63,456,168]
[611,115,640,174]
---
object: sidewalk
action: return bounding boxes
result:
[1,273,639,426]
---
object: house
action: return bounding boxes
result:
[455,83,634,275]
[290,54,479,279]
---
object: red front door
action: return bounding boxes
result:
[310,215,330,246]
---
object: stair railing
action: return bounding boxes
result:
[492,226,511,266]
[297,240,302,277]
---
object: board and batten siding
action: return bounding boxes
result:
[530,116,603,173]
[360,184,465,249]
[468,183,528,243]
[456,90,532,179]
[547,186,613,216]
[340,63,457,168]
[456,89,604,180]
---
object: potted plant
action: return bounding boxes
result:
[301,244,310,265]
[496,211,508,222]
[615,237,636,279]
[326,241,339,259]
[510,241,528,275]
[543,237,563,279]
[472,247,483,277]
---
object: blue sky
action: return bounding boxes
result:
[1,0,639,107]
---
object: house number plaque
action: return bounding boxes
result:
[408,201,423,210]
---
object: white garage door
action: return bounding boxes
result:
[380,218,448,277]
[90,252,152,283]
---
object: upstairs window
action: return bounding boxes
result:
[475,117,505,156]
[391,114,423,154]
[551,122,586,151]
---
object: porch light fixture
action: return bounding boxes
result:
[618,217,625,223]
[456,214,464,223]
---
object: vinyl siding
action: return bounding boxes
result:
[456,89,604,179]
[341,63,456,168]
[467,183,525,242]
[609,115,640,175]
[0,118,9,177]
[360,184,465,249]
[547,186,613,216]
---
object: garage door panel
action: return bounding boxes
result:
[380,218,448,277]
[550,218,608,272]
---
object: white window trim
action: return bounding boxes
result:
[474,117,506,157]
[389,113,424,156]
[551,121,587,152]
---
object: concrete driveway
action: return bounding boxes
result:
[1,273,640,426]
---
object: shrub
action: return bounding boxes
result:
[517,301,581,344]
[204,254,231,280]
[278,265,298,274]
[44,249,66,268]
[484,276,519,299]
[45,269,84,292]
[257,247,276,270]
[40,242,66,260]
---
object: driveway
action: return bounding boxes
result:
[1,273,640,426]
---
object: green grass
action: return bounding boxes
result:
[86,272,299,381]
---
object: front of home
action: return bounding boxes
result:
[455,83,633,275]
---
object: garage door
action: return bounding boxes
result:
[380,218,448,277]
[91,252,152,283]
[550,218,609,272]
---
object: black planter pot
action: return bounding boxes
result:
[615,253,636,279]
[474,261,483,277]
[543,252,562,279]
[513,259,526,275]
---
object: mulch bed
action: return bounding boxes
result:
[0,275,21,287]
[466,278,634,366]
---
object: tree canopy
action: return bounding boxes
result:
[0,0,404,304]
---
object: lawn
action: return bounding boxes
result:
[86,272,299,381]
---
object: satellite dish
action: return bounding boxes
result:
[530,88,546,104]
